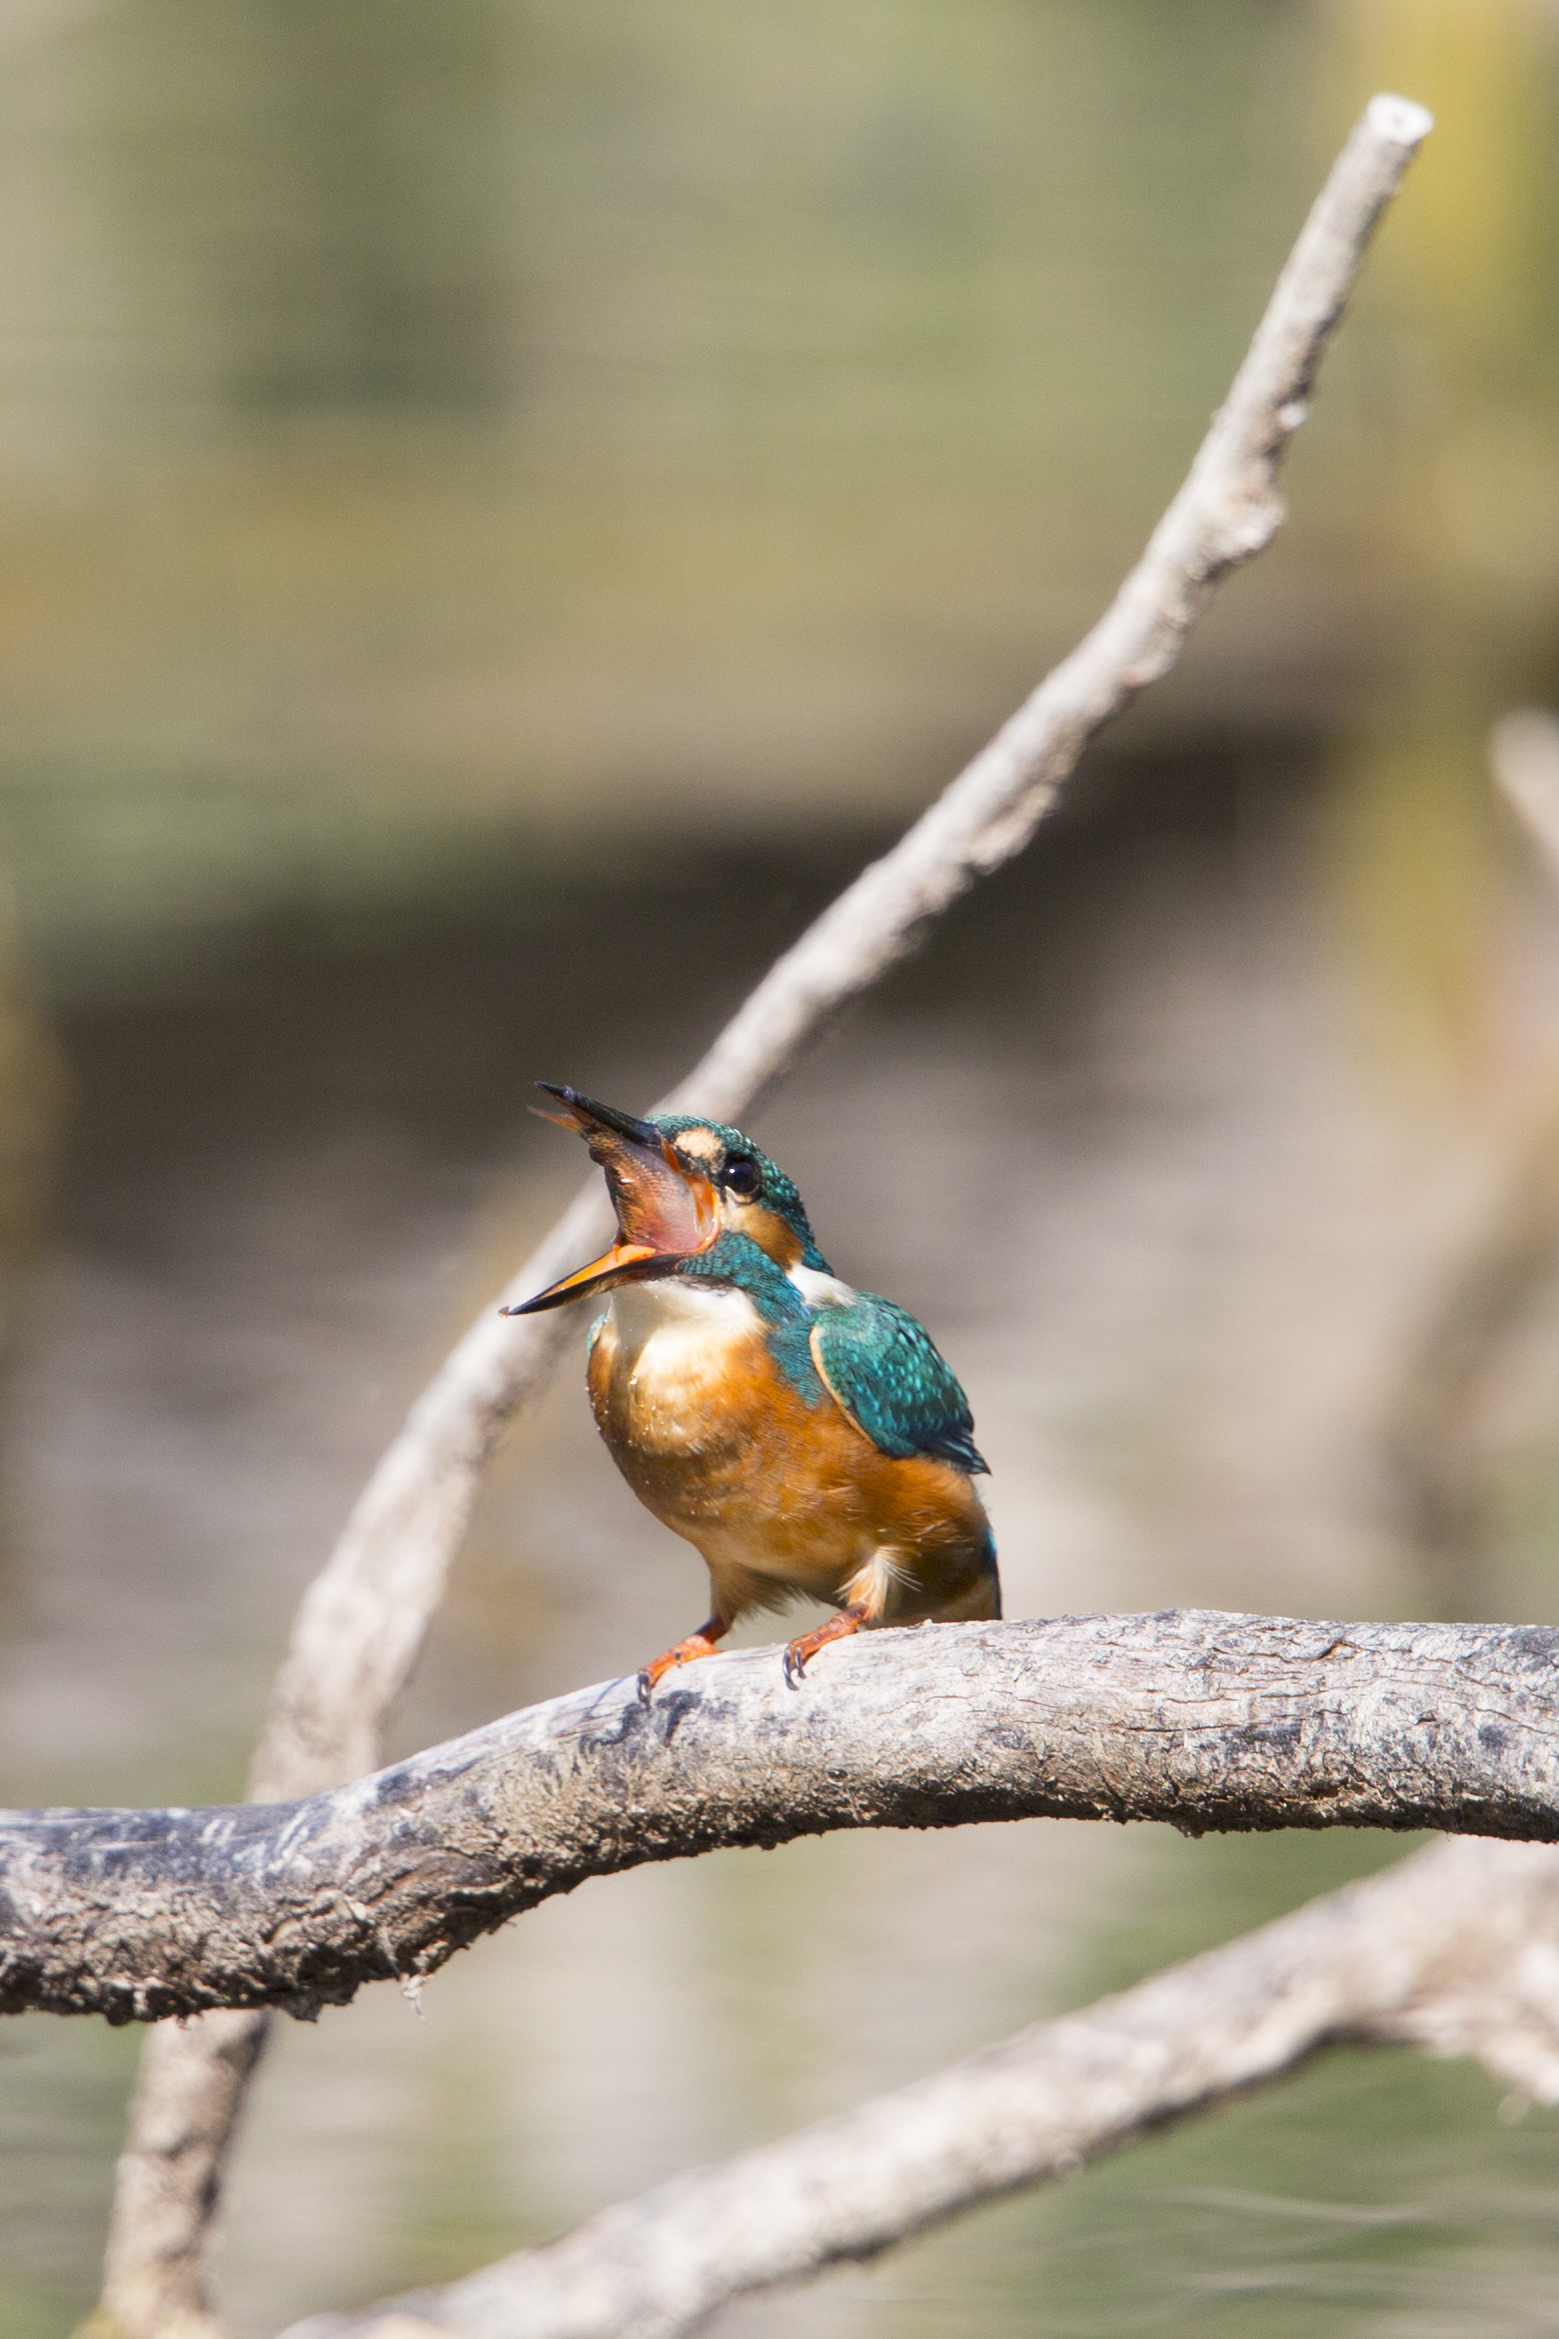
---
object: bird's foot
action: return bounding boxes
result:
[783,1602,869,1690]
[636,1620,728,1704]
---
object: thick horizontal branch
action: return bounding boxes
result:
[7,1610,1558,2025]
[286,1834,1559,2339]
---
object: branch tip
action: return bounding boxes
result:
[1365,92,1435,148]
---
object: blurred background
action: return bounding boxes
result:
[5,0,1559,2331]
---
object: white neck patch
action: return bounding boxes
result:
[788,1263,858,1310]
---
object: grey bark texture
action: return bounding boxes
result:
[97,89,1433,2336]
[7,1609,1557,2024]
[281,1834,1559,2339]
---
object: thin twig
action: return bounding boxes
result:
[9,1609,1552,2022]
[280,1834,1559,2339]
[97,91,1432,2339]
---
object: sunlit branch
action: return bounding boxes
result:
[7,1607,1553,2023]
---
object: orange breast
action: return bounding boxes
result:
[588,1281,995,1625]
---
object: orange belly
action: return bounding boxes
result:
[588,1281,996,1626]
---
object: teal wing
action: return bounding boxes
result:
[810,1293,988,1474]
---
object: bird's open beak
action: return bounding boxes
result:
[502,1084,720,1316]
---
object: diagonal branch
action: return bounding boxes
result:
[278,1833,1559,2339]
[98,90,1433,2339]
[8,1610,1559,2023]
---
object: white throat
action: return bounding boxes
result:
[603,1262,856,1353]
[607,1275,761,1344]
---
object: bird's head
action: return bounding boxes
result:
[504,1084,827,1315]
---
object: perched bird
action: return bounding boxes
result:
[507,1085,999,1694]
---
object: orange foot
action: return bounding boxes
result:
[637,1613,731,1703]
[783,1601,870,1690]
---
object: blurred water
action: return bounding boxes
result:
[6,750,1559,2332]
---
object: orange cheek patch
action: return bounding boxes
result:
[723,1202,803,1267]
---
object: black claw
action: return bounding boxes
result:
[636,1668,655,1705]
[783,1647,806,1690]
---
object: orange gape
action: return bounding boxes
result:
[522,1092,721,1309]
[533,1088,720,1252]
[591,1128,719,1258]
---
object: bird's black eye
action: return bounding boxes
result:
[723,1154,762,1200]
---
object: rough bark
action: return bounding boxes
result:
[6,1609,1558,2024]
[99,89,1433,2333]
[279,1834,1559,2339]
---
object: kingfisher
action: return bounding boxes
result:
[506,1085,999,1694]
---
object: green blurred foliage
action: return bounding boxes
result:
[0,0,1552,1008]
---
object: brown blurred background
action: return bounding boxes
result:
[6,2,1559,2332]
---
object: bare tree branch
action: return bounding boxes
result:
[7,1609,1558,2024]
[99,90,1433,2337]
[279,1834,1559,2339]
[95,2012,269,2339]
